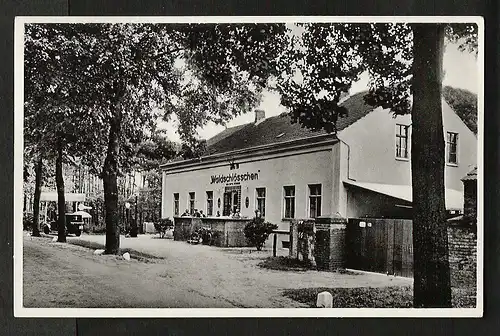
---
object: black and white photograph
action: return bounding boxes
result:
[14,16,483,317]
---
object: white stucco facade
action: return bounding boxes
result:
[339,100,477,192]
[161,138,344,232]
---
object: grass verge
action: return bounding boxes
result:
[258,256,360,275]
[283,286,476,308]
[68,239,165,261]
[258,256,314,272]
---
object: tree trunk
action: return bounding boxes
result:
[411,24,451,307]
[31,156,43,237]
[55,143,67,242]
[103,114,122,254]
[131,194,138,237]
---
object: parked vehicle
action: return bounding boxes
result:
[42,214,84,236]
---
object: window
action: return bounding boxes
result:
[447,132,458,165]
[283,186,295,219]
[189,192,195,215]
[206,191,214,216]
[309,184,322,218]
[396,124,409,159]
[173,193,179,216]
[256,188,266,217]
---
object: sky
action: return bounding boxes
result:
[160,42,479,143]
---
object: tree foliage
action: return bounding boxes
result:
[180,139,207,160]
[276,23,413,133]
[134,130,179,170]
[25,23,286,173]
[276,23,477,132]
[443,86,478,135]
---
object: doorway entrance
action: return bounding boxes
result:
[223,185,241,216]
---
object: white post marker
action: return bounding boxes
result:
[316,291,333,308]
[122,252,131,261]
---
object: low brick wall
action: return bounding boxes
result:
[202,217,251,247]
[173,217,251,247]
[173,217,203,241]
[447,223,477,287]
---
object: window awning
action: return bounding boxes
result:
[40,192,86,202]
[343,180,463,210]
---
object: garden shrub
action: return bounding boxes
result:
[243,217,278,251]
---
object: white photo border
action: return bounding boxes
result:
[14,15,485,318]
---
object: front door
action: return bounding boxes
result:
[223,186,241,216]
[232,191,239,213]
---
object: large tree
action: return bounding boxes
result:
[24,23,285,253]
[275,22,477,307]
[23,101,90,242]
[24,24,127,242]
[23,99,67,241]
[22,145,43,236]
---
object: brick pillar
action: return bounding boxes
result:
[314,216,347,271]
[329,221,347,269]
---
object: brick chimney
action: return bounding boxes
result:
[254,109,265,125]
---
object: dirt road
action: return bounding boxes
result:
[23,237,242,308]
[23,235,411,308]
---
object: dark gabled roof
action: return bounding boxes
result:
[462,167,477,181]
[205,123,248,148]
[204,91,374,156]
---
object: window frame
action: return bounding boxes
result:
[188,192,196,215]
[308,184,322,218]
[446,131,459,166]
[395,123,410,160]
[283,185,296,219]
[206,191,214,216]
[256,187,266,217]
[173,193,179,216]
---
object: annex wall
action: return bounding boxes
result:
[161,145,340,232]
[346,186,413,219]
[339,100,477,192]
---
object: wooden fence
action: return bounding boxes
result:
[345,218,413,277]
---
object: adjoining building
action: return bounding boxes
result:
[160,92,477,247]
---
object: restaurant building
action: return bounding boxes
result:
[160,92,477,246]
